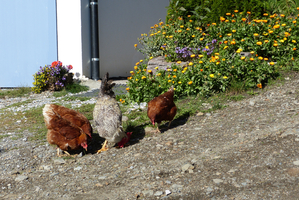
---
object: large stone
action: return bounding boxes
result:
[147,56,187,75]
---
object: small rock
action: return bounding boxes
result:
[74,166,82,171]
[182,163,193,172]
[287,168,299,176]
[165,190,171,195]
[196,112,204,116]
[98,176,107,180]
[53,158,66,165]
[15,175,28,182]
[154,191,163,196]
[293,160,299,166]
[49,172,59,177]
[145,126,155,133]
[213,179,223,184]
[142,190,154,196]
[165,141,173,146]
[249,101,255,106]
[122,116,129,122]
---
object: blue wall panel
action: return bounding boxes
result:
[0,0,57,87]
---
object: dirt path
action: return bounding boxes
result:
[2,74,299,199]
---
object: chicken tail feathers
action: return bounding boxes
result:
[98,72,116,98]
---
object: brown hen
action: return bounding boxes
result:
[43,104,92,156]
[147,86,177,132]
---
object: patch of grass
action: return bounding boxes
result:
[228,95,245,101]
[61,96,91,102]
[0,134,10,139]
[75,103,96,121]
[7,99,35,108]
[53,82,89,98]
[11,134,23,140]
[0,87,32,99]
[22,106,48,141]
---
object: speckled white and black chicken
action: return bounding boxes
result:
[93,73,132,154]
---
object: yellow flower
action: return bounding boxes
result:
[209,74,214,78]
[157,73,161,76]
[148,70,152,73]
[220,17,225,22]
[250,57,254,61]
[184,67,188,71]
[242,18,246,22]
[253,33,259,37]
[127,77,132,80]
[222,58,226,61]
[256,41,262,45]
[257,83,262,89]
[231,66,234,68]
[188,81,193,85]
[264,58,268,61]
[173,75,177,78]
[215,53,219,56]
[293,20,297,24]
[234,10,238,13]
[200,38,204,41]
[126,87,130,91]
[178,30,182,33]
[134,44,137,48]
[282,23,286,26]
[292,40,297,43]
[269,30,274,34]
[134,66,138,70]
[130,71,134,74]
[169,35,173,39]
[263,13,268,16]
[149,56,153,60]
[140,60,143,62]
[250,51,255,54]
[180,25,184,28]
[273,24,280,29]
[190,54,195,58]
[182,70,186,74]
[264,40,269,43]
[236,48,242,53]
[226,13,231,15]
[269,62,275,65]
[223,76,228,79]
[143,69,147,72]
[135,79,138,82]
[199,60,203,64]
[155,66,159,70]
[186,28,190,31]
[178,81,182,84]
[258,56,263,60]
[223,46,228,50]
[227,33,232,36]
[198,54,204,58]
[168,80,172,83]
[280,40,284,43]
[273,43,278,47]
[167,69,171,72]
[177,61,182,64]
[241,56,246,60]
[192,35,195,38]
[230,41,236,45]
[232,30,236,33]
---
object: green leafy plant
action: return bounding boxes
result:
[128,7,299,103]
[32,61,73,94]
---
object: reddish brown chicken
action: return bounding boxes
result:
[147,86,177,132]
[43,104,92,156]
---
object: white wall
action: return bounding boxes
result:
[56,0,90,78]
[98,0,169,78]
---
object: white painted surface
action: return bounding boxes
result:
[56,0,90,78]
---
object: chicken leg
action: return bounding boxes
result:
[57,148,71,157]
[97,140,109,154]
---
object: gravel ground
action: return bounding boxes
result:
[2,75,299,200]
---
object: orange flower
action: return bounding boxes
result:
[257,83,262,89]
[293,48,297,51]
[200,69,203,72]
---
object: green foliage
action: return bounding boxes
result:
[32,61,73,94]
[0,87,31,99]
[129,8,299,104]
